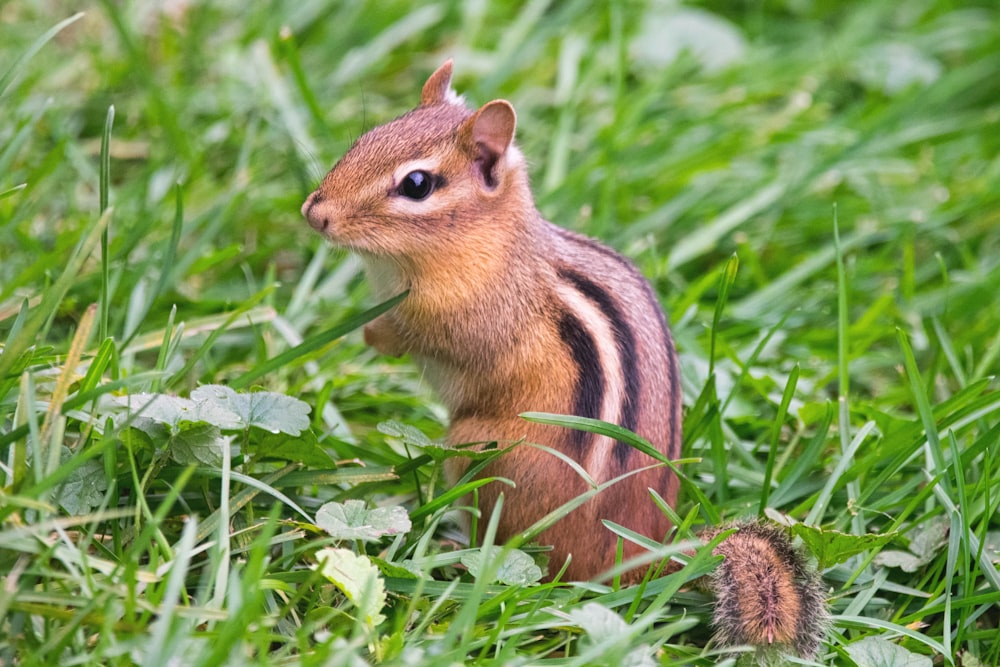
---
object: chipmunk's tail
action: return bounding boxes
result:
[709,521,828,660]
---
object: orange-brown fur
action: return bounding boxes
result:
[302,61,828,659]
[302,60,680,582]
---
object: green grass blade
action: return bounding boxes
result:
[229,291,407,389]
[99,105,114,342]
[0,208,112,381]
[760,363,798,515]
[897,328,952,498]
[0,12,84,99]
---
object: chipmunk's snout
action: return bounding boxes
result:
[301,192,329,232]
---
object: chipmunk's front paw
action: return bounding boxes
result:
[363,316,406,357]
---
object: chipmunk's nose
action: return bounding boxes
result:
[301,192,329,232]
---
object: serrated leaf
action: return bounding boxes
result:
[873,550,926,573]
[568,602,629,639]
[791,523,898,569]
[376,631,406,663]
[377,420,433,447]
[871,518,949,572]
[845,636,932,666]
[315,500,411,542]
[56,455,107,515]
[397,559,429,579]
[369,556,420,580]
[566,603,656,667]
[419,441,499,463]
[461,547,542,585]
[105,392,242,431]
[956,650,985,667]
[107,393,191,429]
[460,547,490,581]
[908,516,949,560]
[119,424,159,457]
[249,430,335,467]
[313,547,387,626]
[375,420,499,463]
[494,548,542,585]
[169,426,229,466]
[191,384,311,434]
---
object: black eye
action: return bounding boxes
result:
[399,170,435,200]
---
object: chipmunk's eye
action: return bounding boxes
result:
[399,170,435,200]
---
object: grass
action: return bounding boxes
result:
[1,1,999,664]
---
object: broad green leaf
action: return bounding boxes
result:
[908,517,949,560]
[956,651,985,667]
[315,500,411,542]
[378,420,496,463]
[369,556,420,580]
[106,393,242,431]
[169,426,229,466]
[56,454,107,515]
[249,430,336,467]
[377,420,433,447]
[106,387,311,435]
[376,630,406,664]
[873,550,925,573]
[873,517,949,572]
[118,423,160,458]
[568,602,629,639]
[461,547,542,585]
[313,547,387,627]
[191,384,311,434]
[792,523,898,570]
[566,603,656,667]
[845,636,932,666]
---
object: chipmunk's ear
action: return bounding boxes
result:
[421,59,454,105]
[460,99,517,188]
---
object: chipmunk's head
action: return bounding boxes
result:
[302,60,528,258]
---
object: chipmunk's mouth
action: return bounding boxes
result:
[300,194,383,254]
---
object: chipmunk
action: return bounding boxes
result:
[302,60,826,659]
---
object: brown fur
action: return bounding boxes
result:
[302,60,682,582]
[302,62,828,658]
